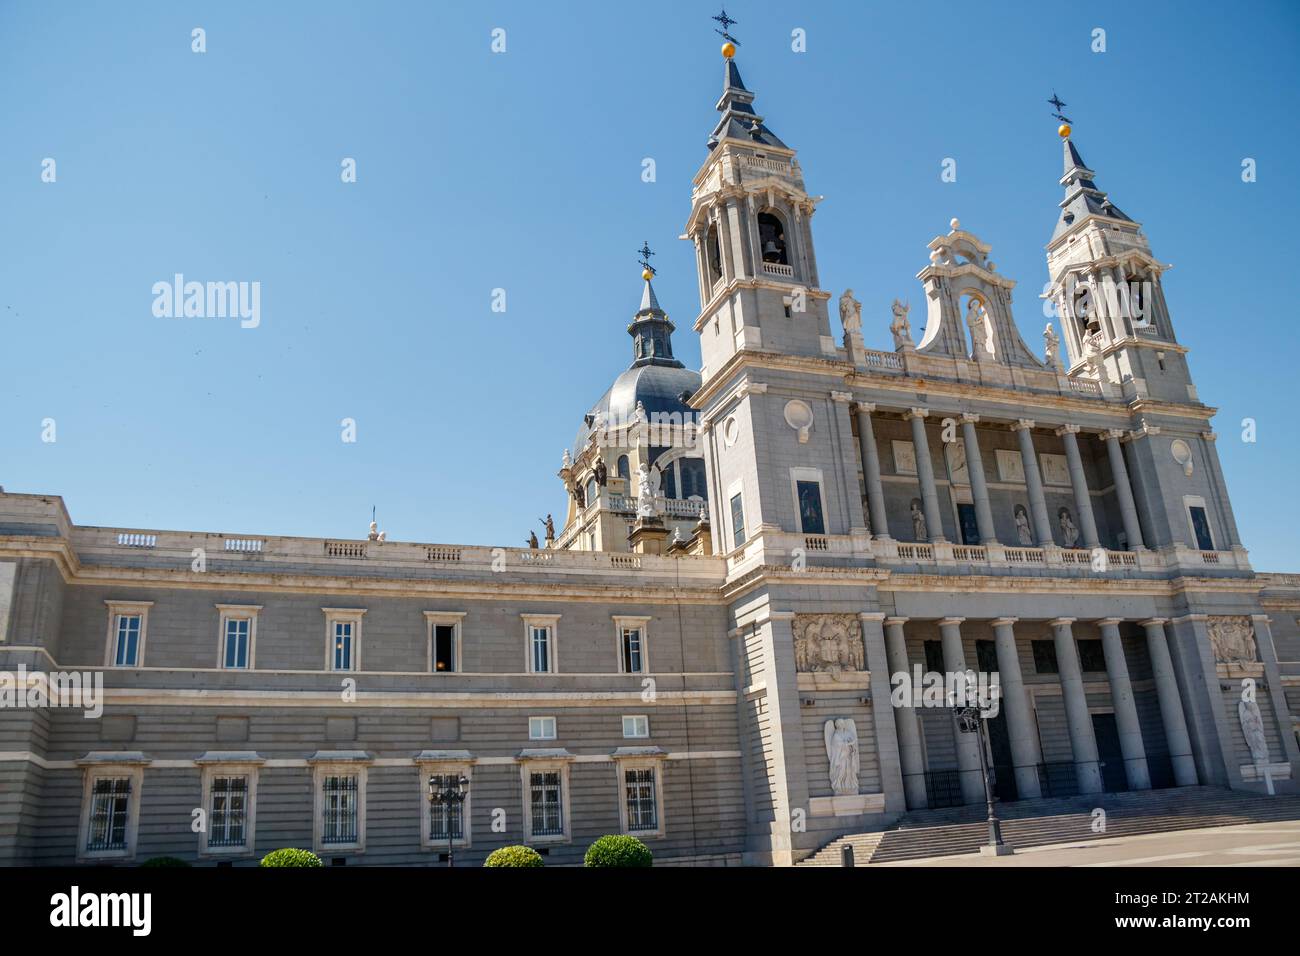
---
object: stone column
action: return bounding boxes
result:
[855,403,891,539]
[1052,618,1103,793]
[1057,425,1101,549]
[961,414,997,545]
[1105,429,1146,549]
[1098,618,1151,790]
[906,408,946,543]
[1141,618,1197,786]
[939,617,985,804]
[991,617,1042,798]
[883,616,927,809]
[1012,420,1054,547]
[859,612,905,813]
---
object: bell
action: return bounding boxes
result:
[763,240,779,254]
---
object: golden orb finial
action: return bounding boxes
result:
[721,41,736,59]
[642,268,654,281]
[1058,123,1071,138]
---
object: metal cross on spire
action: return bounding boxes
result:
[1048,91,1072,124]
[712,7,740,45]
[637,241,656,275]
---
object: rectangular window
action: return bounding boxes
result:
[529,771,564,837]
[427,773,465,841]
[923,640,945,674]
[320,774,359,845]
[531,626,551,673]
[529,716,556,741]
[730,492,746,549]
[622,715,649,738]
[333,621,353,671]
[623,768,659,833]
[795,480,826,535]
[1189,505,1215,551]
[1032,640,1060,674]
[223,618,250,669]
[1077,639,1107,672]
[433,624,456,672]
[621,627,644,673]
[114,615,142,667]
[86,777,131,851]
[208,775,249,848]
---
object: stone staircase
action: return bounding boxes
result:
[798,786,1300,866]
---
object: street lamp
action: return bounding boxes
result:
[948,671,1011,856]
[427,774,470,867]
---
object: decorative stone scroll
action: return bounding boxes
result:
[793,614,865,679]
[1207,616,1258,664]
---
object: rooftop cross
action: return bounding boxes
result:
[1048,91,1073,125]
[712,7,740,46]
[637,241,656,276]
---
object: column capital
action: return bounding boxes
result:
[765,610,796,622]
[937,616,966,627]
[883,616,909,626]
[1095,617,1124,627]
[905,407,929,420]
[1201,430,1218,442]
[831,391,854,404]
[1138,617,1169,628]
[1171,613,1209,625]
[1055,423,1081,436]
[854,401,877,415]
[1249,613,1272,625]
[1049,617,1077,628]
[857,611,887,622]
[960,413,980,424]
[990,616,1019,627]
[1012,418,1035,431]
[1104,428,1126,441]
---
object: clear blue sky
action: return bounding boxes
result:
[2,1,1297,570]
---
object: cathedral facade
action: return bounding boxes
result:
[2,49,1298,867]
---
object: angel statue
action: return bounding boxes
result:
[890,298,914,349]
[1043,322,1062,370]
[838,289,862,334]
[823,718,860,796]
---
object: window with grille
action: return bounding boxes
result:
[321,774,359,844]
[87,777,131,851]
[623,768,658,832]
[333,621,354,671]
[529,771,564,836]
[530,625,552,673]
[621,626,644,673]
[208,775,249,848]
[427,774,465,840]
[223,618,250,669]
[114,615,142,667]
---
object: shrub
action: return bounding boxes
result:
[259,848,324,868]
[483,845,545,868]
[583,834,653,868]
[140,856,190,867]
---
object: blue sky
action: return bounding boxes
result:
[2,1,1297,570]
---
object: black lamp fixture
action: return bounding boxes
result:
[948,672,1011,856]
[427,773,470,867]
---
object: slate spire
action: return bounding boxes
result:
[1053,134,1134,240]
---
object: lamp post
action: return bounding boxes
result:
[427,774,469,867]
[949,672,1010,855]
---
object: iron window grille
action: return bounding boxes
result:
[321,774,359,844]
[529,771,564,836]
[623,768,658,832]
[427,774,465,840]
[208,775,249,847]
[87,777,131,850]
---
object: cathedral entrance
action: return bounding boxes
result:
[1092,713,1129,792]
[976,640,1018,801]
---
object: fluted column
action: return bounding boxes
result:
[961,414,997,544]
[939,617,985,804]
[1057,425,1101,549]
[883,616,927,808]
[1098,618,1151,790]
[1141,618,1197,786]
[991,617,1042,798]
[855,403,891,539]
[1105,429,1146,550]
[906,408,946,543]
[1052,618,1103,793]
[1012,420,1054,547]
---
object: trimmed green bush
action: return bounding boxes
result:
[583,834,653,868]
[140,856,190,867]
[259,848,324,868]
[483,845,545,868]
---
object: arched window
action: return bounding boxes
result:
[616,455,630,480]
[586,477,597,505]
[758,212,788,265]
[706,224,723,285]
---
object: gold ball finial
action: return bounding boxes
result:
[642,268,654,281]
[1058,123,1072,138]
[721,41,736,59]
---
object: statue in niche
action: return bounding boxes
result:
[1058,507,1079,548]
[792,614,865,678]
[910,499,928,541]
[824,719,861,796]
[593,457,608,486]
[1207,617,1258,664]
[890,298,914,349]
[839,289,862,335]
[1238,698,1270,764]
[1014,505,1033,546]
[1044,322,1063,370]
[966,298,991,361]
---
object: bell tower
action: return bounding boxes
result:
[683,43,835,385]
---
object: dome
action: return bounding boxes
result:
[574,363,701,451]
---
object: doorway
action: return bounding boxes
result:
[1091,712,1128,792]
